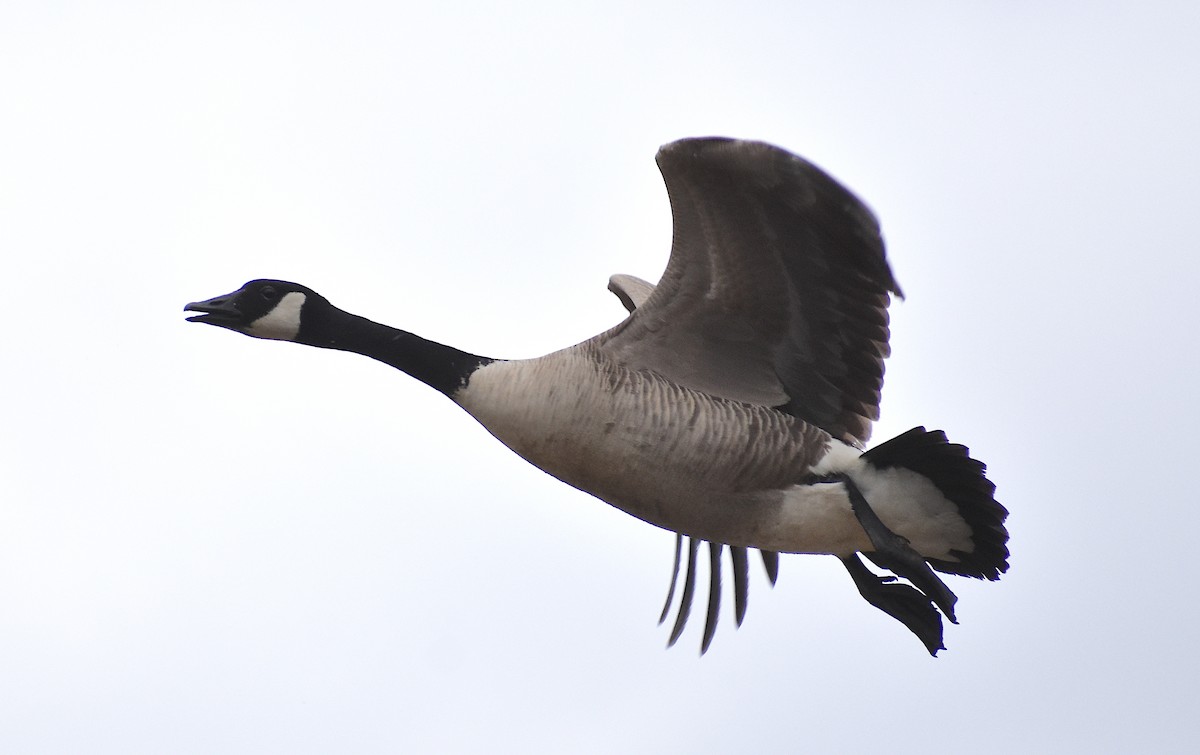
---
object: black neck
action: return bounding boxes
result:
[301,306,492,396]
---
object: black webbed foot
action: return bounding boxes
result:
[813,473,960,654]
[841,553,945,655]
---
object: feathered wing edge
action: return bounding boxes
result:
[601,138,901,446]
[657,533,781,654]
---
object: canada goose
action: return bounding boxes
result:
[185,137,1008,655]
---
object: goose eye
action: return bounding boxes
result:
[260,285,279,301]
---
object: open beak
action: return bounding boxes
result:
[184,290,245,328]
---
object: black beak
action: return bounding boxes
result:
[184,290,244,328]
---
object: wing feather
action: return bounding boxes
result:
[597,137,901,444]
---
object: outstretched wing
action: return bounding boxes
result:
[598,137,901,445]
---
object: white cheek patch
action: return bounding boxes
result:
[247,291,306,341]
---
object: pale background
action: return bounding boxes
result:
[3,2,1197,753]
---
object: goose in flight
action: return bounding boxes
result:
[185,137,1009,655]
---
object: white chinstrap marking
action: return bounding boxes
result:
[247,291,306,341]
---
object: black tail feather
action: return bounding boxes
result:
[861,426,1009,581]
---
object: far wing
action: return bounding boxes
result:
[607,274,656,313]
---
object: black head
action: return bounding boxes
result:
[184,279,326,341]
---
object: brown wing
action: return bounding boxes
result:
[597,137,901,445]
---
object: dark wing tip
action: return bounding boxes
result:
[661,540,775,652]
[700,542,723,654]
[655,137,775,180]
[667,537,701,647]
[658,534,684,625]
[656,137,901,300]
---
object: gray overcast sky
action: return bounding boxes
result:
[3,2,1198,753]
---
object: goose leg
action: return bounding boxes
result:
[839,475,958,623]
